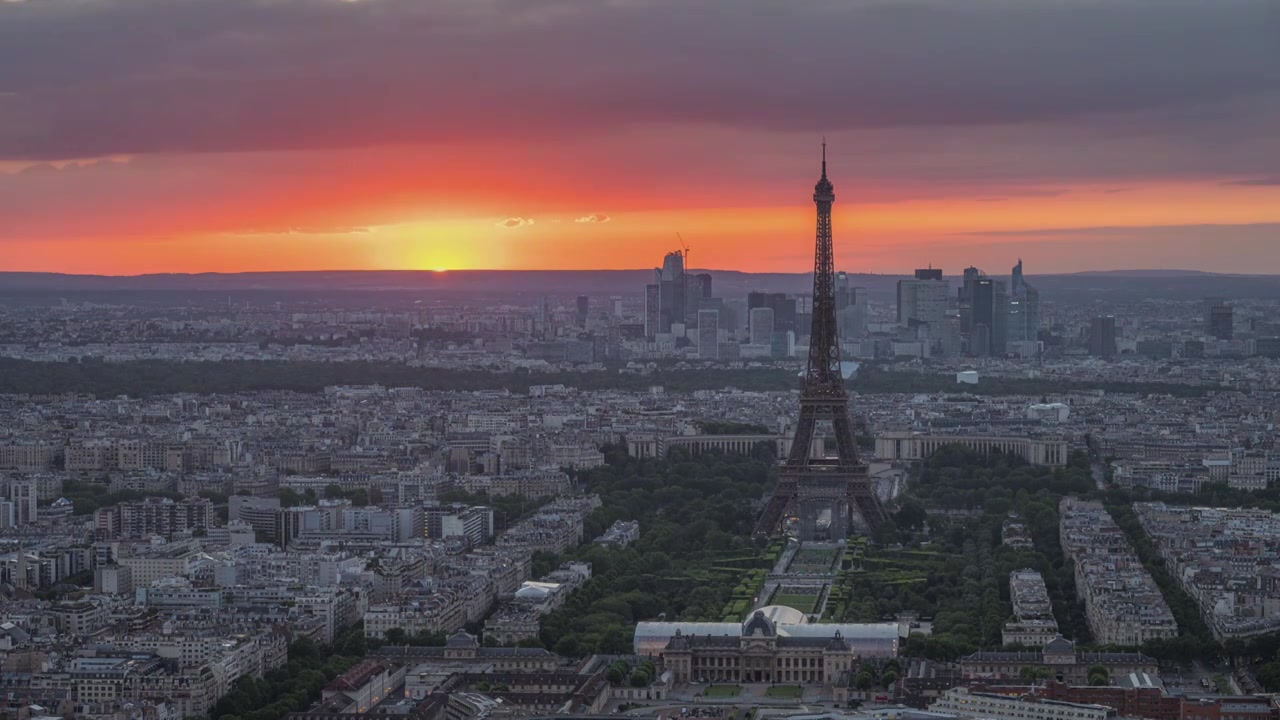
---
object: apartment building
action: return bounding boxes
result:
[1059,498,1178,645]
[930,687,1114,720]
[1003,569,1059,647]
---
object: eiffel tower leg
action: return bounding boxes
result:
[832,414,859,465]
[788,413,817,465]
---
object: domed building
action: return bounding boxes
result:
[634,608,899,687]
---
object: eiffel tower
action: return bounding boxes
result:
[754,144,888,541]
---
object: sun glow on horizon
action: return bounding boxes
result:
[3,177,1279,275]
[334,218,495,272]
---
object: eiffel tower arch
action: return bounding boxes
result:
[754,145,889,541]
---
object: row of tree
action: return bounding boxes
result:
[214,628,367,720]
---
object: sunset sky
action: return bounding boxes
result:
[2,0,1279,275]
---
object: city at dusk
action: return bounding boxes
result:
[6,4,1280,720]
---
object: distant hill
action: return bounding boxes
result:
[1068,269,1237,277]
[0,269,833,297]
[2,268,1279,302]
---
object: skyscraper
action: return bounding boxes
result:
[748,291,798,334]
[575,295,589,327]
[1205,298,1234,340]
[697,308,720,360]
[1088,316,1118,358]
[644,284,660,338]
[749,307,775,345]
[538,295,551,338]
[1210,305,1234,340]
[684,273,711,326]
[959,266,981,333]
[702,296,732,332]
[838,286,868,339]
[644,250,688,339]
[1007,259,1041,352]
[661,250,684,279]
[972,278,1008,356]
[898,269,951,356]
[835,271,852,311]
[897,269,949,327]
[725,298,749,335]
[694,273,712,299]
[661,250,686,333]
[1203,297,1223,327]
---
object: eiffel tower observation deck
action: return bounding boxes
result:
[754,145,888,541]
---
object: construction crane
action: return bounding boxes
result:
[676,232,692,325]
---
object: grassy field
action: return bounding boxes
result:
[704,685,742,698]
[766,685,804,699]
[771,592,818,613]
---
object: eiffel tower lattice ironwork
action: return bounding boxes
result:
[753,144,888,540]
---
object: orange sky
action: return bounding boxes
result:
[4,157,1279,275]
[2,1,1279,276]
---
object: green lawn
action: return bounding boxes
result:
[704,685,742,698]
[766,685,804,699]
[771,593,817,613]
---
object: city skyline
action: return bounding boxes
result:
[2,0,1279,275]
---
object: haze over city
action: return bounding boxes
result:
[2,0,1279,275]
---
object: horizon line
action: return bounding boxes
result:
[0,267,1268,279]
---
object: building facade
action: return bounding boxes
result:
[930,687,1114,720]
[962,636,1157,685]
[636,609,898,687]
[875,432,1070,466]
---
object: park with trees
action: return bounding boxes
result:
[536,446,775,656]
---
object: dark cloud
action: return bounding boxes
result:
[0,0,1277,159]
[932,223,1280,273]
[1225,177,1280,186]
[951,222,1280,239]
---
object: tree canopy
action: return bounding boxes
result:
[537,445,775,656]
